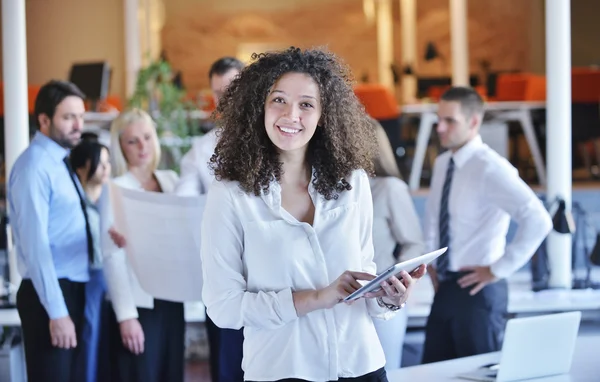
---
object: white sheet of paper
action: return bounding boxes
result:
[109,182,206,302]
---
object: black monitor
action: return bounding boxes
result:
[68,61,111,103]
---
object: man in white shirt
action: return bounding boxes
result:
[174,57,245,382]
[421,87,552,364]
[175,57,244,196]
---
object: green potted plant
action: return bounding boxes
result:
[128,58,201,170]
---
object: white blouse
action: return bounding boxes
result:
[370,176,425,272]
[100,170,179,322]
[174,129,218,196]
[201,169,392,381]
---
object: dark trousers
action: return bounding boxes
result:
[17,279,86,382]
[246,367,387,382]
[110,299,185,382]
[421,273,508,364]
[75,268,111,382]
[206,313,220,382]
[206,310,245,382]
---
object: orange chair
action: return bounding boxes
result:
[27,85,41,114]
[492,73,546,102]
[353,83,410,177]
[572,69,600,103]
[353,84,399,120]
[104,95,123,111]
[524,76,546,101]
[494,73,530,101]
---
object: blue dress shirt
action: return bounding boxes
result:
[8,132,90,319]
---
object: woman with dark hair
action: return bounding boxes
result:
[200,47,427,382]
[69,140,111,382]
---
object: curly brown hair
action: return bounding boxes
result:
[210,47,376,200]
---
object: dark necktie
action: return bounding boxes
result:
[436,158,455,279]
[63,157,94,264]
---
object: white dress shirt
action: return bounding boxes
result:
[201,169,392,381]
[424,135,552,279]
[174,129,218,196]
[370,176,425,272]
[100,170,179,322]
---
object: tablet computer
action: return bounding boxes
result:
[343,247,447,302]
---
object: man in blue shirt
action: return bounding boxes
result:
[8,80,91,382]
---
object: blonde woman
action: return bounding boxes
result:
[102,109,184,382]
[370,119,425,370]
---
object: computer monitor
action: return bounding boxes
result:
[68,61,111,105]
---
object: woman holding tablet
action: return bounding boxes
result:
[200,47,426,382]
[369,120,425,371]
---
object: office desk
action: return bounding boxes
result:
[84,111,120,123]
[2,273,598,327]
[405,272,600,327]
[83,110,210,128]
[403,101,546,191]
[0,302,207,327]
[0,308,20,326]
[388,334,599,381]
[183,272,600,327]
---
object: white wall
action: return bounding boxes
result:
[3,0,126,98]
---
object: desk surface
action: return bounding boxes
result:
[1,272,598,327]
[0,308,19,326]
[83,111,119,123]
[388,334,599,381]
[406,271,600,319]
[0,302,207,327]
[83,110,210,124]
[402,100,546,114]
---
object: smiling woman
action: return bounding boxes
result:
[210,46,378,200]
[201,47,427,382]
[263,72,322,154]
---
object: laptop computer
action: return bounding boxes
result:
[458,311,581,382]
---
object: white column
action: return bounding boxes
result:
[400,0,417,103]
[2,0,29,182]
[144,0,152,62]
[363,0,376,25]
[545,0,572,289]
[2,0,29,288]
[376,0,394,91]
[124,0,142,97]
[449,0,469,86]
[149,0,166,62]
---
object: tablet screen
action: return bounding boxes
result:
[343,247,447,301]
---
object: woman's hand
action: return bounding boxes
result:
[318,271,377,309]
[293,271,376,316]
[119,318,145,355]
[364,264,427,307]
[109,227,127,248]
